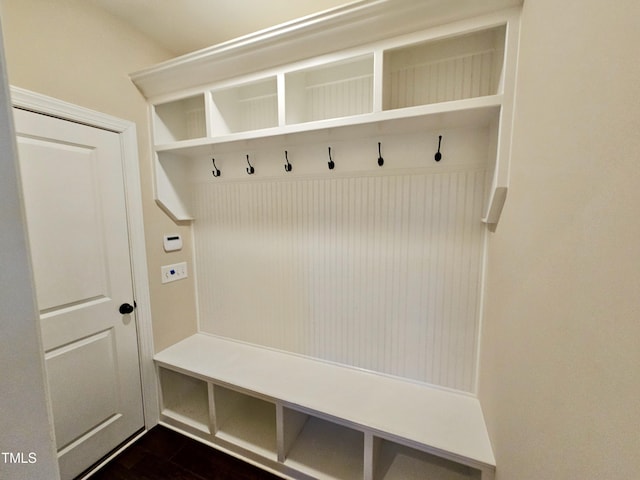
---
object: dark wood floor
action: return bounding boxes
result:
[89,425,281,480]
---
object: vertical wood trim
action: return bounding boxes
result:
[373,49,384,113]
[207,383,217,434]
[276,73,286,127]
[483,11,521,225]
[363,432,381,480]
[276,405,308,463]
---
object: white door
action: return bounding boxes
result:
[13,107,144,480]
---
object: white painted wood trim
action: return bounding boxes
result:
[482,9,522,226]
[10,86,159,428]
[11,87,128,132]
[120,127,159,427]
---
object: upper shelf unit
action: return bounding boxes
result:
[140,6,521,226]
[150,22,510,152]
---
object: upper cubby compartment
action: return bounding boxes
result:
[383,26,506,110]
[210,77,278,135]
[285,55,373,125]
[153,94,206,144]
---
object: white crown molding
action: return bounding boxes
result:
[130,0,522,100]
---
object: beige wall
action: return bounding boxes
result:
[479,0,640,478]
[0,0,198,351]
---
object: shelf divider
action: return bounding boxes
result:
[276,404,309,462]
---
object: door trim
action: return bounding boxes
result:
[11,86,159,428]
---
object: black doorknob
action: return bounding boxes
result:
[119,303,135,315]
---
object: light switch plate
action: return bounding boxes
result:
[161,262,188,284]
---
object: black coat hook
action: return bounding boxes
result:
[211,158,221,177]
[434,135,443,162]
[284,151,292,172]
[328,147,335,170]
[378,142,384,167]
[246,154,255,175]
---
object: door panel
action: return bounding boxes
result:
[17,136,108,312]
[45,329,120,449]
[14,107,144,480]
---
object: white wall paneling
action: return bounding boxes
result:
[383,26,505,110]
[191,126,488,392]
[285,55,374,124]
[211,77,279,135]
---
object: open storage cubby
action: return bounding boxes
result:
[280,408,364,480]
[211,77,279,135]
[374,439,482,480]
[158,367,210,434]
[154,151,193,221]
[285,54,374,125]
[212,385,277,460]
[383,26,506,110]
[153,94,206,144]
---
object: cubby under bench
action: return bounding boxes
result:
[154,333,495,480]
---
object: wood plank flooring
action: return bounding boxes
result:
[89,425,281,479]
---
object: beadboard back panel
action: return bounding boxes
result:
[383,26,505,110]
[239,94,278,132]
[387,50,498,108]
[305,75,373,122]
[192,150,487,392]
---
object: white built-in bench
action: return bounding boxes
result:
[154,333,495,480]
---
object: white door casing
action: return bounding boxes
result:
[11,88,157,479]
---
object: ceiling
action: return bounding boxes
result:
[87,0,351,57]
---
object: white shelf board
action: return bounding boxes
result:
[284,416,364,480]
[154,333,496,471]
[155,136,213,153]
[154,96,501,159]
